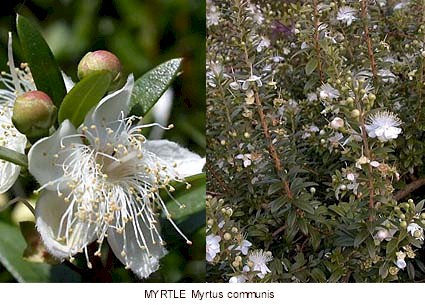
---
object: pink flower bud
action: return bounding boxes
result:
[77,50,122,85]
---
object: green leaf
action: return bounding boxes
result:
[164,173,205,221]
[0,221,51,282]
[0,146,28,168]
[293,200,315,214]
[58,71,112,126]
[16,15,66,108]
[386,239,398,256]
[354,230,370,248]
[130,58,183,116]
[305,57,318,76]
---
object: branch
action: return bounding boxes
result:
[360,0,377,78]
[312,0,324,82]
[394,178,425,201]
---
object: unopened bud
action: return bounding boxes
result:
[77,50,123,89]
[12,91,56,140]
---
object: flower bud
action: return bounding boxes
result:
[12,91,56,140]
[77,50,123,89]
[223,233,232,240]
[330,117,344,129]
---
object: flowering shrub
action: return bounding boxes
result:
[207,0,425,282]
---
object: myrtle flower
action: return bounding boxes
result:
[365,111,402,142]
[229,266,250,283]
[337,7,357,26]
[256,36,270,53]
[207,3,220,28]
[407,223,424,241]
[236,153,252,168]
[28,75,205,278]
[319,83,340,100]
[0,34,33,193]
[234,238,252,255]
[206,234,221,262]
[395,251,406,269]
[239,74,262,90]
[248,249,272,278]
[245,3,264,25]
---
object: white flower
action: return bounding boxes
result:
[207,4,220,28]
[407,223,424,241]
[330,117,344,129]
[236,153,252,168]
[0,33,33,193]
[337,6,357,26]
[239,74,262,90]
[248,249,272,278]
[28,75,205,278]
[396,258,406,269]
[257,36,270,53]
[246,4,264,25]
[319,83,340,100]
[365,111,402,142]
[234,239,252,255]
[229,266,250,283]
[206,234,221,262]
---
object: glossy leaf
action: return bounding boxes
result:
[16,15,66,107]
[0,221,51,282]
[130,58,182,116]
[164,173,205,221]
[58,71,112,126]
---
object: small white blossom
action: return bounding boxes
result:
[234,239,252,255]
[257,36,270,53]
[365,111,402,142]
[330,117,344,129]
[407,223,424,241]
[248,249,272,278]
[239,74,262,90]
[337,7,357,26]
[207,3,220,28]
[206,234,221,262]
[229,266,250,283]
[236,154,252,168]
[319,83,340,100]
[395,251,406,269]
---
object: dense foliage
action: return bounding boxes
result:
[207,0,425,282]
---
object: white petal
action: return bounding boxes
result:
[150,88,174,140]
[143,139,205,177]
[107,213,168,279]
[35,190,97,259]
[84,74,134,130]
[0,114,27,193]
[28,120,82,191]
[61,72,75,92]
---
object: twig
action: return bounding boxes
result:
[359,112,375,222]
[206,163,230,194]
[254,91,293,200]
[394,177,425,201]
[360,0,377,79]
[312,0,324,82]
[272,224,288,237]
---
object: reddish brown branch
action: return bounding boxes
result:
[254,91,293,200]
[206,163,230,194]
[394,178,425,201]
[360,0,377,78]
[313,0,324,83]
